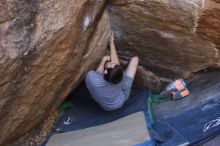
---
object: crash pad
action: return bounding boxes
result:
[154,100,220,146]
[43,71,220,146]
[41,90,153,146]
[203,135,220,146]
[46,112,150,146]
[152,71,220,145]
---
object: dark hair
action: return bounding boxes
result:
[104,65,123,84]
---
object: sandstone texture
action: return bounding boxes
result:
[1,0,220,145]
[0,0,111,145]
[134,66,162,92]
[109,0,220,78]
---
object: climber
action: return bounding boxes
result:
[85,32,139,111]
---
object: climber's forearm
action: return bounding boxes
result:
[110,34,120,65]
[96,59,106,74]
[96,56,110,74]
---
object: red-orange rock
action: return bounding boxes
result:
[197,0,220,49]
[0,0,111,145]
[109,0,220,78]
[1,0,220,145]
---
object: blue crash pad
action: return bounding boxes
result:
[42,89,151,146]
[154,100,220,146]
[42,72,220,146]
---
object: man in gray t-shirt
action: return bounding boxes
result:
[85,33,139,111]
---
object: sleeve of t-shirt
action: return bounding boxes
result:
[85,70,105,88]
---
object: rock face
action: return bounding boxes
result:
[134,66,162,92]
[0,0,111,145]
[109,0,220,78]
[1,0,220,145]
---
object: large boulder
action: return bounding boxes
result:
[0,0,111,145]
[109,0,220,78]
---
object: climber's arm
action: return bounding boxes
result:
[96,55,110,74]
[125,56,139,78]
[110,32,120,65]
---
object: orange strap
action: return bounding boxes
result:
[180,89,190,97]
[173,80,185,91]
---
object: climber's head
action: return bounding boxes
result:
[104,61,123,84]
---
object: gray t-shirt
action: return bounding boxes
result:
[85,70,126,111]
